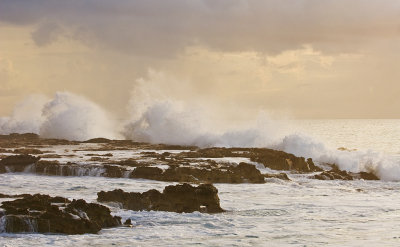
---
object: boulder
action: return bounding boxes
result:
[97,183,224,213]
[0,194,121,234]
[0,155,40,172]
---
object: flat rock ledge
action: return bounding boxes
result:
[97,183,225,213]
[0,194,121,234]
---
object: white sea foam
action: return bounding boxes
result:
[1,90,400,180]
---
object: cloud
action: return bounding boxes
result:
[0,0,399,56]
[31,21,62,46]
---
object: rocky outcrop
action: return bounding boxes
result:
[176,147,321,173]
[97,183,224,213]
[130,162,265,183]
[355,172,379,180]
[0,194,121,234]
[0,155,40,173]
[311,166,379,181]
[248,149,321,172]
[312,169,353,180]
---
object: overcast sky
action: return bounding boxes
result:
[1,0,400,118]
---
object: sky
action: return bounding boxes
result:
[0,0,400,119]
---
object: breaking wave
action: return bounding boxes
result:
[0,92,119,141]
[1,91,400,181]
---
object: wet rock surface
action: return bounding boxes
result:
[97,183,224,213]
[130,162,265,183]
[0,134,382,182]
[0,194,121,234]
[0,155,40,173]
[311,166,379,181]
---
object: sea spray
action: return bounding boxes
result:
[0,94,48,134]
[40,92,119,141]
[1,91,400,180]
[0,92,120,141]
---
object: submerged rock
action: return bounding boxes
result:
[264,173,291,181]
[0,194,121,234]
[97,183,225,213]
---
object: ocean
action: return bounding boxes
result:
[1,119,400,246]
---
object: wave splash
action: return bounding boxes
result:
[0,92,119,141]
[1,91,400,181]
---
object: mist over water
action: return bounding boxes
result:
[1,91,400,181]
[0,92,119,141]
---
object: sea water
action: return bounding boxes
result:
[1,119,400,246]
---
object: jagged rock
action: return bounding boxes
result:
[129,162,264,183]
[97,183,224,213]
[248,149,321,172]
[0,194,121,234]
[312,165,380,181]
[357,172,379,180]
[313,169,353,180]
[0,155,40,172]
[174,147,321,173]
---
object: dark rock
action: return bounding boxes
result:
[0,155,40,172]
[248,149,322,172]
[264,173,291,181]
[124,218,132,226]
[97,183,224,213]
[84,138,112,143]
[311,165,380,181]
[0,194,120,234]
[117,158,140,167]
[13,148,44,155]
[130,166,163,180]
[102,165,126,178]
[34,161,105,177]
[177,148,237,159]
[131,162,265,184]
[357,172,379,180]
[312,167,353,180]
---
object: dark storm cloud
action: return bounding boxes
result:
[0,0,399,56]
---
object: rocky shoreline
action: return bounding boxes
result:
[0,183,224,234]
[0,133,379,183]
[0,133,381,235]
